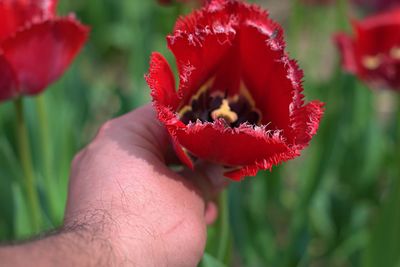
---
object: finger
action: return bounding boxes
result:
[193,160,231,197]
[205,201,218,225]
[178,168,219,225]
[71,149,85,169]
[178,162,230,201]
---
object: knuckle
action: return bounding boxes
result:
[96,120,114,138]
[71,149,85,170]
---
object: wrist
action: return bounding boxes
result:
[64,208,166,266]
[62,209,124,266]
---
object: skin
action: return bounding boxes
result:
[0,104,221,267]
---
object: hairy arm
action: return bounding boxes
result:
[0,215,119,266]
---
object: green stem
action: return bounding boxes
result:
[35,95,59,222]
[363,95,400,267]
[36,95,51,178]
[14,98,42,233]
[395,95,400,175]
[216,189,230,263]
[396,96,400,144]
[336,0,350,31]
[287,0,302,55]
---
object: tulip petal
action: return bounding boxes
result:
[146,52,180,110]
[239,23,298,132]
[334,32,359,74]
[289,101,324,149]
[158,105,195,169]
[0,0,58,42]
[1,16,89,96]
[167,3,236,105]
[360,7,400,28]
[225,100,323,180]
[146,52,194,168]
[175,120,295,169]
[355,23,400,57]
[224,163,271,181]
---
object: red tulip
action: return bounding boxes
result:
[146,0,324,180]
[0,0,89,102]
[335,8,400,90]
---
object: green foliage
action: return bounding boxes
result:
[201,253,227,267]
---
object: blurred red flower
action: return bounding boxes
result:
[353,0,400,13]
[157,0,208,6]
[146,0,324,180]
[157,0,182,5]
[300,0,334,6]
[300,0,399,11]
[0,0,89,102]
[335,8,400,90]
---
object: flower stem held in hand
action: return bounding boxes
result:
[14,98,42,233]
[216,189,230,263]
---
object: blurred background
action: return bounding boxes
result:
[0,0,399,266]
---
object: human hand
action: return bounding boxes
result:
[64,104,221,266]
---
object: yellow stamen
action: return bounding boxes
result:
[362,55,381,70]
[178,105,192,117]
[211,99,238,123]
[390,47,400,60]
[239,82,257,108]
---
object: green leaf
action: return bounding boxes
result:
[363,177,400,267]
[12,183,33,239]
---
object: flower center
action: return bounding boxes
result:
[211,99,238,123]
[179,88,261,127]
[362,55,381,70]
[362,46,400,70]
[390,47,400,60]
